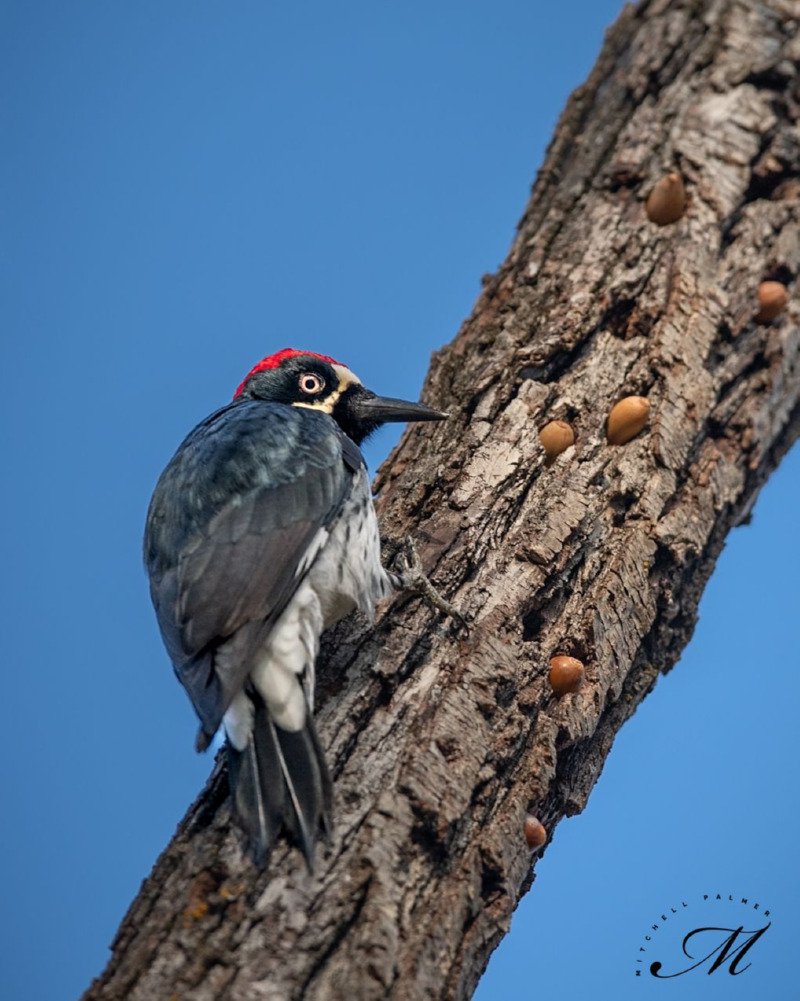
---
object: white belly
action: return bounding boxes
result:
[308,465,393,628]
[225,466,393,743]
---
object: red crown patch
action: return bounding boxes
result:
[234,349,343,399]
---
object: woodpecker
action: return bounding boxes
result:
[144,348,447,865]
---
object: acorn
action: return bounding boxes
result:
[539,420,575,461]
[755,281,788,324]
[523,815,547,850]
[645,172,686,226]
[548,655,584,696]
[606,396,650,445]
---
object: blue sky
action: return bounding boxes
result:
[2,3,797,999]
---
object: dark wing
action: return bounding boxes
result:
[144,401,361,739]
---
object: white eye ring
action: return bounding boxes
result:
[299,372,325,395]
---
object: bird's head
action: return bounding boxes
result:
[233,348,447,445]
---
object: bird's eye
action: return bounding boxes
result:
[299,372,326,395]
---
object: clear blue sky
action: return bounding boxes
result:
[2,3,797,999]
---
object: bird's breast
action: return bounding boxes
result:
[306,467,391,628]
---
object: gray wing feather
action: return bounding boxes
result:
[146,405,355,739]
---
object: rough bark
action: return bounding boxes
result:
[85,1,800,998]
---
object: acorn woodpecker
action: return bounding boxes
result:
[144,348,447,865]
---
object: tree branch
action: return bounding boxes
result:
[85,0,800,997]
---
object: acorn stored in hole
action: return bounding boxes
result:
[539,420,575,461]
[607,396,650,445]
[548,655,584,696]
[755,281,788,324]
[645,172,686,226]
[523,816,547,850]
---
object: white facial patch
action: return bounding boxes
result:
[331,364,361,388]
[292,363,362,414]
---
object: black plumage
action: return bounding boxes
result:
[145,400,357,861]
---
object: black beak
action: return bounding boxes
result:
[353,393,448,425]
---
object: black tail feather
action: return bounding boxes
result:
[226,714,285,864]
[226,692,332,868]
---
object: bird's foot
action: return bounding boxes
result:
[392,538,467,631]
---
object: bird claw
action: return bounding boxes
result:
[392,538,468,632]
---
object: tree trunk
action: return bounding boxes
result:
[84,0,800,998]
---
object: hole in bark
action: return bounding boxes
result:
[724,129,800,241]
[434,736,461,761]
[476,699,497,723]
[479,854,506,902]
[610,489,638,526]
[745,165,789,203]
[495,678,517,708]
[555,724,572,750]
[706,320,736,370]
[603,164,643,191]
[603,296,636,339]
[521,604,544,642]
[743,64,794,92]
[763,263,794,285]
[408,802,455,872]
